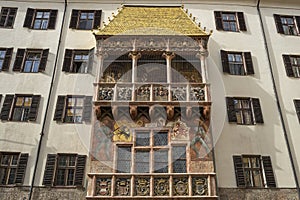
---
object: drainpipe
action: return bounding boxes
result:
[28,0,68,199]
[256,0,300,198]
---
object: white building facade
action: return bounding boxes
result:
[0,0,299,199]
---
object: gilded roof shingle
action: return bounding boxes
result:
[94,5,208,36]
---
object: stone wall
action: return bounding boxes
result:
[218,188,298,200]
[0,186,86,200]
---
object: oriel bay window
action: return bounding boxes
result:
[0,94,41,122]
[226,97,263,125]
[98,52,207,102]
[13,48,49,73]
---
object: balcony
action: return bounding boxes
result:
[86,173,217,199]
[96,83,210,104]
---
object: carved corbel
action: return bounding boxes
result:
[130,105,137,120]
[186,106,192,119]
[167,106,174,121]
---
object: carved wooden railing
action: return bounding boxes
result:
[96,83,210,103]
[86,173,217,199]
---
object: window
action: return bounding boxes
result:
[0,7,17,28]
[62,48,94,73]
[233,155,276,188]
[214,11,247,32]
[274,14,300,35]
[116,130,187,174]
[13,49,49,73]
[226,97,263,125]
[294,100,300,123]
[0,152,29,185]
[0,48,13,71]
[283,55,300,78]
[43,154,86,187]
[53,95,93,123]
[221,50,254,75]
[69,10,101,30]
[0,94,41,122]
[23,8,57,30]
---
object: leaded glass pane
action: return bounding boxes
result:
[173,160,186,173]
[154,132,168,146]
[135,132,150,146]
[135,151,149,173]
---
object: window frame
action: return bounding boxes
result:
[69,10,102,30]
[0,153,19,185]
[221,12,239,32]
[275,14,300,36]
[0,7,18,28]
[64,95,85,123]
[63,49,93,73]
[23,50,42,73]
[54,154,77,186]
[226,97,263,125]
[23,8,57,30]
[115,129,187,174]
[32,10,51,30]
[214,11,247,32]
[233,155,276,188]
[11,95,33,122]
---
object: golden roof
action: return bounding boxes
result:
[94,5,208,36]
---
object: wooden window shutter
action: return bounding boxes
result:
[221,50,229,73]
[214,11,223,30]
[244,52,254,75]
[87,48,94,73]
[13,49,26,71]
[233,155,246,187]
[237,12,247,31]
[53,95,66,121]
[15,153,29,184]
[262,156,276,188]
[283,55,294,77]
[252,98,264,124]
[23,8,35,28]
[74,155,86,186]
[69,10,79,28]
[296,16,300,33]
[48,10,58,29]
[274,14,284,34]
[28,95,41,121]
[2,48,13,71]
[38,49,49,72]
[93,10,102,29]
[0,94,2,104]
[82,96,93,122]
[226,97,237,122]
[43,154,57,186]
[0,94,14,120]
[293,100,300,122]
[62,49,73,72]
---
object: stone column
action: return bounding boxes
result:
[163,51,175,84]
[129,51,141,83]
[196,39,209,83]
